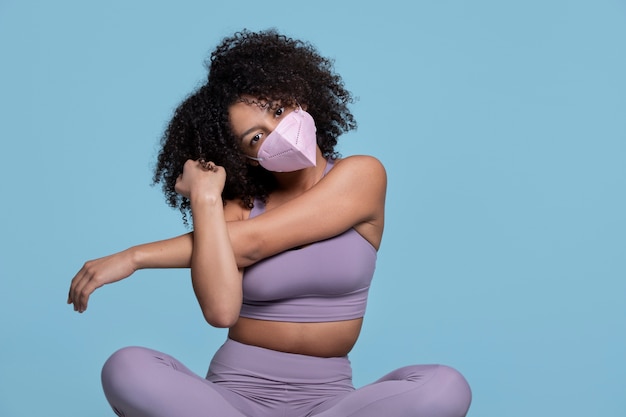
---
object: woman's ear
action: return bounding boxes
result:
[294,98,307,111]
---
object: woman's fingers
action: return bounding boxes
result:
[69,262,96,312]
[68,251,137,313]
[175,159,225,198]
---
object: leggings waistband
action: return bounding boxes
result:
[208,338,353,384]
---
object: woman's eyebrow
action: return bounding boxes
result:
[238,125,261,142]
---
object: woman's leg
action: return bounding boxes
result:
[311,364,471,417]
[101,346,246,417]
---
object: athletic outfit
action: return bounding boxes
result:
[101,160,471,416]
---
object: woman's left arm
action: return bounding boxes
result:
[67,156,383,314]
[230,155,386,267]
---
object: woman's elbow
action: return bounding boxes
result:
[236,251,261,268]
[202,307,240,328]
[231,225,263,267]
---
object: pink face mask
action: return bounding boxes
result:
[248,107,317,172]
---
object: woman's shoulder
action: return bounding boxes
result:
[331,155,387,183]
[223,198,252,221]
[334,154,384,167]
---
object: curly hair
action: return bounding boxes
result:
[153,29,357,222]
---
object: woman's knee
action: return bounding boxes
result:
[103,346,149,373]
[432,365,472,416]
[101,346,154,392]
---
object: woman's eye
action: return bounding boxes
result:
[274,107,284,117]
[250,133,262,145]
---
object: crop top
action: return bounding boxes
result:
[239,160,378,323]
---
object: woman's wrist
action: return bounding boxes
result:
[190,191,222,208]
[124,246,142,271]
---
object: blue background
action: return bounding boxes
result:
[1,1,625,416]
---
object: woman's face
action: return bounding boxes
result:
[228,96,298,159]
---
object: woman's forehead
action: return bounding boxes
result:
[236,94,295,109]
[228,100,265,135]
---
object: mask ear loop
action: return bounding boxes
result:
[246,154,263,163]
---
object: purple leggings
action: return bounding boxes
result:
[101,339,471,417]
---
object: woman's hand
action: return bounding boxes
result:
[175,159,226,201]
[67,249,137,313]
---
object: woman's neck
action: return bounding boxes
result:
[270,149,328,198]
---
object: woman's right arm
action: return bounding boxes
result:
[68,155,386,312]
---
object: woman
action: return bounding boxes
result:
[68,29,471,417]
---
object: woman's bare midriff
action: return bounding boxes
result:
[228,317,363,357]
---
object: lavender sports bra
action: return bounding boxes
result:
[239,160,378,323]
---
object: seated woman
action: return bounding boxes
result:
[68,29,472,417]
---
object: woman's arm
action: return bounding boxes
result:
[68,155,385,312]
[231,155,387,266]
[182,161,242,328]
[67,233,194,314]
[95,155,386,269]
